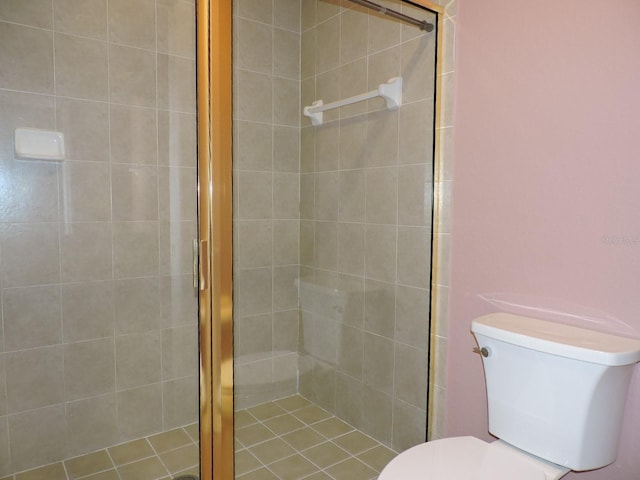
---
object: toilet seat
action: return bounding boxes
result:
[379,437,552,480]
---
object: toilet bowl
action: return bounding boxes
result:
[379,313,640,480]
[379,437,569,480]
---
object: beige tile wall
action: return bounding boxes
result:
[298,0,437,452]
[232,0,303,409]
[0,0,198,475]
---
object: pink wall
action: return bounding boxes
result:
[448,1,640,478]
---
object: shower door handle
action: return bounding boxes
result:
[194,239,209,290]
[200,240,209,291]
[193,239,199,289]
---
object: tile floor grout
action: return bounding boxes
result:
[3,396,397,480]
[235,395,398,480]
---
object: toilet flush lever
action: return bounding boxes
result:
[473,346,490,357]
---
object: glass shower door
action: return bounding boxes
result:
[232,1,440,479]
[0,1,200,478]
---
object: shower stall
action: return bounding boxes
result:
[231,0,442,478]
[0,1,446,479]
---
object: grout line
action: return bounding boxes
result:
[236,397,393,480]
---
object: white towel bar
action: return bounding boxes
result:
[303,77,402,126]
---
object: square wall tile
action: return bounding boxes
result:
[159,221,197,276]
[64,338,115,401]
[160,275,198,328]
[237,70,272,123]
[60,222,113,282]
[112,221,160,278]
[363,333,394,395]
[163,376,198,429]
[274,0,300,32]
[3,286,61,351]
[364,279,395,339]
[157,54,196,113]
[116,332,162,390]
[117,384,163,441]
[55,33,107,100]
[274,125,300,173]
[0,160,59,224]
[56,97,109,163]
[398,164,431,226]
[109,44,156,107]
[158,166,197,222]
[9,405,67,472]
[237,18,273,74]
[0,223,60,288]
[274,28,300,80]
[108,0,155,50]
[111,164,159,221]
[236,268,273,317]
[273,77,300,127]
[62,162,111,221]
[237,0,273,25]
[237,171,273,220]
[237,314,273,362]
[364,225,397,283]
[315,16,339,74]
[114,277,161,335]
[392,400,426,451]
[5,346,63,413]
[0,0,52,29]
[365,167,397,225]
[54,0,107,39]
[393,344,428,409]
[396,226,430,289]
[157,111,197,167]
[360,386,392,445]
[62,281,114,343]
[394,285,429,349]
[335,373,363,428]
[238,121,273,171]
[161,326,198,380]
[110,104,158,165]
[66,394,117,457]
[0,22,53,93]
[157,0,196,58]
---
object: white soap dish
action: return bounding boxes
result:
[14,127,66,161]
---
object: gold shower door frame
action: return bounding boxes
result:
[197,1,445,480]
[197,1,234,480]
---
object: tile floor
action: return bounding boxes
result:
[235,395,397,480]
[2,395,397,480]
[0,423,199,480]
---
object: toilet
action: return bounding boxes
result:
[379,312,640,479]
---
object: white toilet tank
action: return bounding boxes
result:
[472,313,640,471]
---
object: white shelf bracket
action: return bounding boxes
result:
[378,76,403,110]
[303,101,324,126]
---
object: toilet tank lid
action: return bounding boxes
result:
[472,313,640,366]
